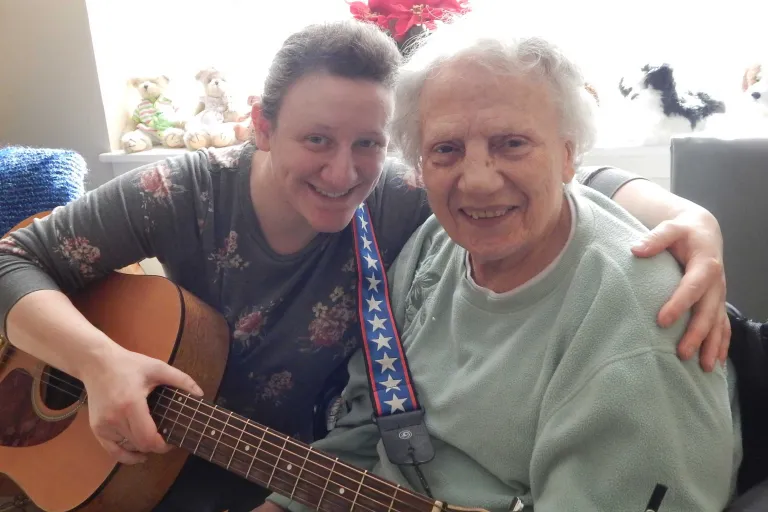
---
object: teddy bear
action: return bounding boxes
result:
[233,95,261,143]
[120,76,186,153]
[183,68,249,151]
[742,63,768,115]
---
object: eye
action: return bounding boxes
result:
[356,139,382,149]
[503,138,526,149]
[304,135,332,150]
[429,143,463,166]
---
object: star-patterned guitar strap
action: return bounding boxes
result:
[351,203,436,470]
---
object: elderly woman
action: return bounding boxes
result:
[263,17,740,512]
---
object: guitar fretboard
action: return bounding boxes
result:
[148,387,438,512]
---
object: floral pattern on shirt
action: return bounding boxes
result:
[0,236,28,258]
[197,191,213,232]
[299,285,357,356]
[248,370,294,407]
[341,253,356,273]
[231,302,274,356]
[133,161,187,233]
[209,230,250,273]
[135,161,185,203]
[53,234,101,278]
[0,235,43,269]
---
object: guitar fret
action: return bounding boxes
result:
[267,434,289,488]
[318,457,338,510]
[227,415,246,471]
[150,388,440,512]
[210,408,231,462]
[350,470,366,511]
[389,484,399,512]
[289,446,311,500]
[192,400,213,455]
[245,426,268,481]
[180,394,201,446]
[160,390,182,442]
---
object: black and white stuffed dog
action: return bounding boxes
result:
[618,63,725,144]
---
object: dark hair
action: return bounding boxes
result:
[260,20,402,124]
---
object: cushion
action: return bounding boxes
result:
[0,146,87,235]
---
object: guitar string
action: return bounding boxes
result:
[4,366,418,512]
[153,393,412,512]
[154,387,433,512]
[0,363,434,512]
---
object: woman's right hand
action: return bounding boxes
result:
[79,345,204,464]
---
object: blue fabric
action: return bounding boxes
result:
[0,146,87,234]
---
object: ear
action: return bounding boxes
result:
[646,64,674,92]
[561,141,576,184]
[744,64,761,91]
[195,68,211,83]
[251,103,273,151]
[129,77,142,88]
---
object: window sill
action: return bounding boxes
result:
[99,144,673,186]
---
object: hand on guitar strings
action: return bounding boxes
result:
[78,344,204,464]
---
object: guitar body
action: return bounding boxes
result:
[0,273,230,512]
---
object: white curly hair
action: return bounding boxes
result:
[390,12,597,172]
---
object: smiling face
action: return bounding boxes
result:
[419,58,575,268]
[254,73,393,235]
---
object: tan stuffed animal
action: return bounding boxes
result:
[233,95,261,143]
[743,63,768,113]
[120,76,185,153]
[183,68,248,150]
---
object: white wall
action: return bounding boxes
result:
[0,0,113,188]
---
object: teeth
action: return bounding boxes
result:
[312,185,349,198]
[466,209,510,220]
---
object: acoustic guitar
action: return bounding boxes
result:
[0,216,490,512]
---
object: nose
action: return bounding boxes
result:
[214,80,220,86]
[458,146,504,195]
[143,84,149,90]
[753,91,762,100]
[322,148,358,190]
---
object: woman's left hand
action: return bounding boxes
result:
[631,207,729,372]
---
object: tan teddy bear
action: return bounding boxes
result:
[120,76,185,153]
[183,68,249,151]
[743,63,768,114]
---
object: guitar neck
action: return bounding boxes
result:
[149,386,439,512]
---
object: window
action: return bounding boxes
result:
[87,0,766,151]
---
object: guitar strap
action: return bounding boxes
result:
[351,203,435,467]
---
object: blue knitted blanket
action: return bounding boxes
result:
[0,146,87,235]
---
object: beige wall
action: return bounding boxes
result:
[0,0,113,188]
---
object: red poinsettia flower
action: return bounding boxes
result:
[385,0,471,41]
[351,0,470,42]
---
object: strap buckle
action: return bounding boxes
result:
[374,408,435,465]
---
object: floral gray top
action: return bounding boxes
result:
[0,143,632,443]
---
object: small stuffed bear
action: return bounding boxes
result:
[183,68,248,151]
[121,76,185,153]
[742,63,768,114]
[233,95,261,143]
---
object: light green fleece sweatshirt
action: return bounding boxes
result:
[269,184,741,511]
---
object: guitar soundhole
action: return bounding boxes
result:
[0,369,77,448]
[40,366,84,410]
